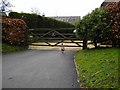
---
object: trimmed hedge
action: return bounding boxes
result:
[9,12,74,28]
[105,2,120,47]
[2,16,26,45]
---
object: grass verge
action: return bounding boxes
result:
[2,43,27,53]
[75,48,119,88]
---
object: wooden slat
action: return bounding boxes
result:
[41,30,54,37]
[30,44,83,47]
[56,45,83,47]
[40,38,80,40]
[54,30,68,38]
[28,28,75,32]
[28,28,83,47]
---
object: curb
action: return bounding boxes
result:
[73,56,80,86]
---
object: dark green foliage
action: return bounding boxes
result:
[76,7,110,41]
[2,43,26,53]
[9,12,74,28]
[76,7,111,49]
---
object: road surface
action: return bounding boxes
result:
[2,50,79,88]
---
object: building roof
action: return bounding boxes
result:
[48,16,81,24]
[101,0,119,6]
[104,0,119,2]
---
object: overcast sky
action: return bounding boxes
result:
[9,0,105,17]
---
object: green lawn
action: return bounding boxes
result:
[2,43,27,53]
[75,48,119,89]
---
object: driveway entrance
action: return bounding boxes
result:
[3,50,79,88]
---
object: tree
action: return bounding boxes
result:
[76,14,90,49]
[0,0,13,12]
[31,7,41,15]
[76,7,110,49]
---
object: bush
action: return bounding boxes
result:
[2,16,26,45]
[105,1,120,47]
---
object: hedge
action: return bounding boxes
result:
[9,12,74,28]
[2,16,26,45]
[105,2,120,47]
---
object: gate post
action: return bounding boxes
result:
[118,39,120,48]
[83,38,87,50]
[24,27,29,48]
[93,38,97,48]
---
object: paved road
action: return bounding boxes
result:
[2,50,79,88]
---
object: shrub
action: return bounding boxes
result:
[2,16,26,45]
[105,1,120,47]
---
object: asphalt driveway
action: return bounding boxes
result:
[2,50,79,88]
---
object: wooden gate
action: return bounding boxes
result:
[28,28,83,47]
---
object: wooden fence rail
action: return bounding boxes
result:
[26,28,92,49]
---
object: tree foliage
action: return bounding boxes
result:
[0,0,13,12]
[76,7,110,41]
[76,1,120,48]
